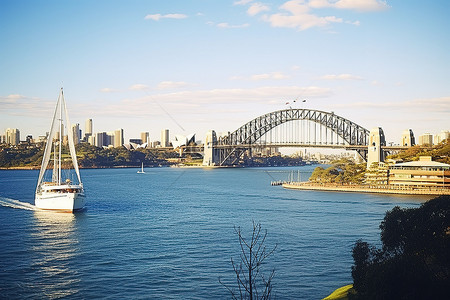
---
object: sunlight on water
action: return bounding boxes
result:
[0,197,37,210]
[30,211,81,298]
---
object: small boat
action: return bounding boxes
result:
[137,162,145,174]
[35,88,86,212]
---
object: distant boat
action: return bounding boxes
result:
[35,88,86,212]
[137,162,145,174]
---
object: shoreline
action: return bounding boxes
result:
[0,165,171,170]
[282,182,450,195]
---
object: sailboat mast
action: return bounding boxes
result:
[58,89,63,185]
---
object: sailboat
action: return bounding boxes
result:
[137,162,145,174]
[35,88,86,212]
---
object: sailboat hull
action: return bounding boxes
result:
[35,191,86,212]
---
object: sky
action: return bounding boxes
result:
[1,0,449,144]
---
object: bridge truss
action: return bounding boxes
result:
[216,108,370,166]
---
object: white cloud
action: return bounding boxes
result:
[334,0,389,12]
[255,0,386,31]
[157,81,189,90]
[309,0,389,11]
[320,73,364,80]
[129,84,149,90]
[217,22,250,28]
[144,13,187,21]
[262,0,344,31]
[248,3,270,16]
[234,0,255,5]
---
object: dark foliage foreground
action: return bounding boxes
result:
[350,195,450,299]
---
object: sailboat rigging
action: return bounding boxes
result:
[35,88,86,212]
[137,162,145,174]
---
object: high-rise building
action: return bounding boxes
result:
[401,129,415,146]
[5,128,20,145]
[96,132,107,148]
[88,135,95,146]
[85,119,93,135]
[72,123,81,145]
[141,132,149,145]
[434,130,450,145]
[85,119,93,142]
[114,129,124,148]
[161,129,169,147]
[418,133,433,146]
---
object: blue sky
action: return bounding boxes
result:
[1,0,449,144]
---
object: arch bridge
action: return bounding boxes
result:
[203,108,377,166]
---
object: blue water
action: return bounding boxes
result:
[0,167,429,299]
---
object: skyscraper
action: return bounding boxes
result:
[5,128,20,145]
[141,132,149,145]
[72,123,81,145]
[161,129,169,147]
[85,119,93,142]
[114,129,124,148]
[418,133,433,146]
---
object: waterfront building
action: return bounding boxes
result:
[401,129,415,146]
[389,156,450,190]
[161,129,169,147]
[5,128,20,145]
[418,133,433,146]
[171,133,195,149]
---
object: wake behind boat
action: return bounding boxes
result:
[35,88,85,212]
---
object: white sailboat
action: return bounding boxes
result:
[137,162,145,174]
[35,88,86,212]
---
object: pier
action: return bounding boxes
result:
[281,182,450,196]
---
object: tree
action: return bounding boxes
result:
[350,195,450,299]
[220,221,277,300]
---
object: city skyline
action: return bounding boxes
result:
[1,0,449,143]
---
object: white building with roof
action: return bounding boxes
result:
[388,156,450,190]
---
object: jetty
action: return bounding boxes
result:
[281,182,450,196]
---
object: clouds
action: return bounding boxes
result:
[247,3,270,16]
[311,0,390,12]
[144,13,187,21]
[216,22,250,29]
[143,1,387,31]
[157,81,189,90]
[129,84,149,91]
[236,0,388,31]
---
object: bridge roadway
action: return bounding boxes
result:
[182,144,411,153]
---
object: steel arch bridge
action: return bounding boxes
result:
[214,108,370,166]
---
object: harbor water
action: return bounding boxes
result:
[0,166,428,299]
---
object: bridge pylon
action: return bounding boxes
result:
[202,130,220,166]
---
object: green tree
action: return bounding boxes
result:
[350,195,450,299]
